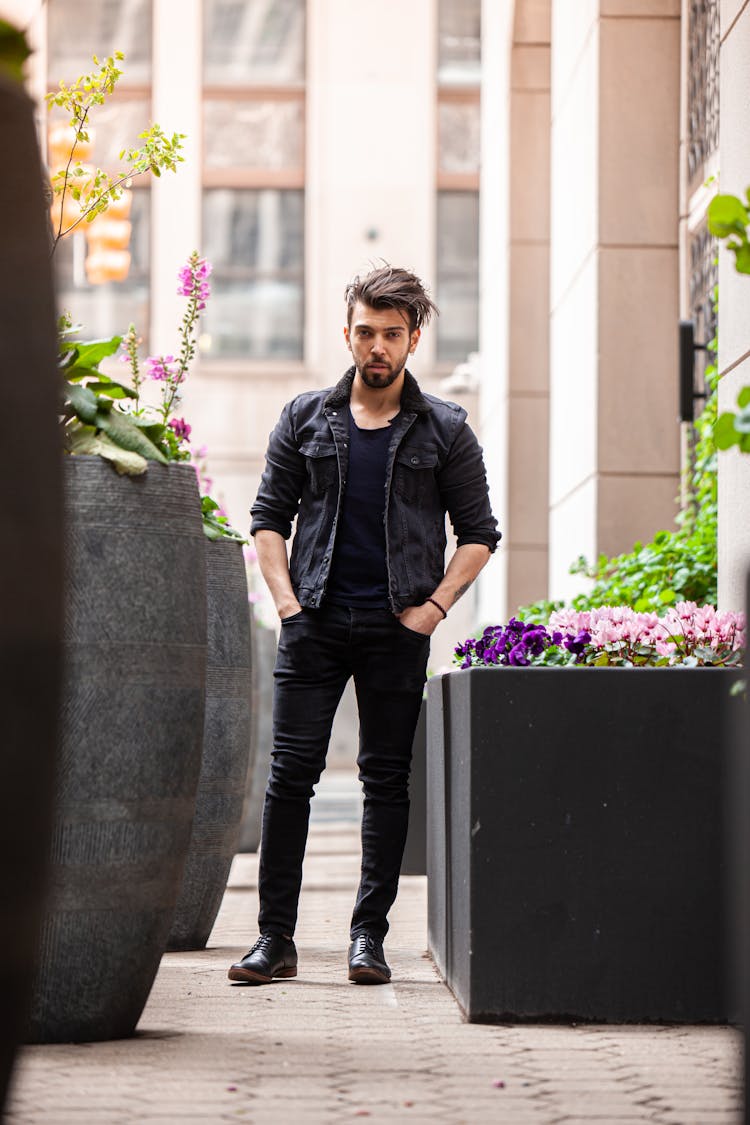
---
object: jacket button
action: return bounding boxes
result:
[323,555,329,562]
[411,455,419,465]
[332,411,337,416]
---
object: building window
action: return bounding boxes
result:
[202,0,305,361]
[54,190,151,343]
[436,0,480,364]
[202,189,304,359]
[436,193,480,364]
[685,0,719,401]
[47,0,152,84]
[438,0,481,86]
[687,0,719,189]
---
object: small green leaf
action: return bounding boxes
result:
[67,335,122,373]
[707,193,749,237]
[714,411,741,450]
[737,385,750,409]
[66,382,99,424]
[95,409,169,463]
[733,242,750,274]
[132,419,167,443]
[67,427,148,475]
[86,380,136,399]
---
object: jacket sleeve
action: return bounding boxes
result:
[250,401,306,540]
[437,415,502,552]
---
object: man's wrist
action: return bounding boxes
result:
[277,595,302,618]
[425,595,448,620]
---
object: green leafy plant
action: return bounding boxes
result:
[708,190,750,453]
[62,253,245,543]
[46,53,184,251]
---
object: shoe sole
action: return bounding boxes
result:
[348,966,391,985]
[227,966,298,984]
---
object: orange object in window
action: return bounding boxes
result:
[85,249,132,285]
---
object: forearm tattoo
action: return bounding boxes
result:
[452,581,472,605]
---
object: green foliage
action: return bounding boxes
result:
[708,190,750,274]
[0,19,31,83]
[61,329,168,474]
[707,189,750,453]
[46,53,184,249]
[201,497,246,543]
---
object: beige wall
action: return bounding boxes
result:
[717,0,750,610]
[548,0,681,603]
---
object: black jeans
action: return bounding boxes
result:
[258,604,429,941]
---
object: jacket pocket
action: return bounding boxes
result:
[393,445,439,503]
[299,439,338,496]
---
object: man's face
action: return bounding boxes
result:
[344,302,420,389]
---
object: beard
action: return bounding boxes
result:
[356,349,410,390]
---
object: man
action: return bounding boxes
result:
[228,265,500,986]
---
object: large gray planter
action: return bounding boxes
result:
[238,624,277,853]
[167,539,253,950]
[0,76,62,1110]
[27,457,207,1044]
[428,665,744,1024]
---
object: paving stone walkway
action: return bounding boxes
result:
[6,781,743,1124]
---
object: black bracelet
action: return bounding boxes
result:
[426,596,448,619]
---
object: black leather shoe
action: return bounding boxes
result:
[348,933,391,984]
[228,934,298,984]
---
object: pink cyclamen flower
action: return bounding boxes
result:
[169,417,191,442]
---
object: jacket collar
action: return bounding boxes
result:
[324,366,432,414]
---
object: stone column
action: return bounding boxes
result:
[548,0,681,602]
[151,0,202,354]
[506,0,551,613]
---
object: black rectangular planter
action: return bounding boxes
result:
[427,666,743,1024]
[401,700,427,876]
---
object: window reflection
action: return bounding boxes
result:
[202,189,304,359]
[436,192,479,363]
[204,99,304,170]
[48,97,153,173]
[204,0,305,85]
[438,100,480,175]
[54,190,151,345]
[438,0,481,86]
[47,0,152,84]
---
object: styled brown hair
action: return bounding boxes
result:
[345,264,439,334]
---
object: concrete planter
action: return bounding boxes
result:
[238,624,277,853]
[0,76,63,1110]
[427,665,744,1024]
[167,539,252,950]
[28,458,207,1043]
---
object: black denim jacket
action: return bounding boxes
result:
[250,367,501,613]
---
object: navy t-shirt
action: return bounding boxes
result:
[325,412,397,608]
